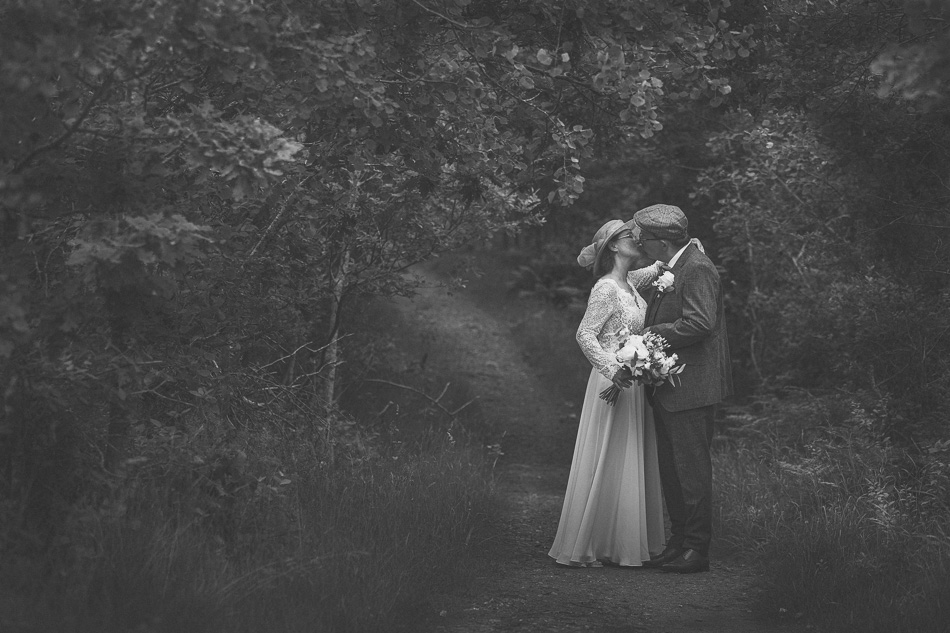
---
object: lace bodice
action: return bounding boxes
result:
[576,264,659,380]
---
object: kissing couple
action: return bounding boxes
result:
[548,204,733,573]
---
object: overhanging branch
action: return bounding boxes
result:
[363,378,478,418]
[12,73,115,174]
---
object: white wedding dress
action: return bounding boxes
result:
[548,268,665,567]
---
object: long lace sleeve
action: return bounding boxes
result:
[576,282,623,380]
[627,262,661,290]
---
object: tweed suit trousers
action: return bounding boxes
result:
[650,398,715,556]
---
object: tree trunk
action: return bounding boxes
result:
[103,399,130,473]
[744,219,764,383]
[322,254,348,413]
[103,306,133,473]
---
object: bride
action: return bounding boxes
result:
[548,219,665,567]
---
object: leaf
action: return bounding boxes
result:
[536,49,553,65]
[62,101,82,120]
[232,178,249,200]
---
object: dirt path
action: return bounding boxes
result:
[392,263,806,633]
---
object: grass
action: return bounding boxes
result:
[221,441,494,633]
[0,285,498,633]
[1,422,495,633]
[714,396,950,632]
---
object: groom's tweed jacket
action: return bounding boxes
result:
[644,243,733,412]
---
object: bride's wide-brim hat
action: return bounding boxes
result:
[576,218,636,273]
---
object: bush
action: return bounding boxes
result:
[714,393,950,632]
[696,107,950,433]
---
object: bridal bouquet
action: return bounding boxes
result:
[599,331,685,406]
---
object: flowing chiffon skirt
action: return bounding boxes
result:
[548,368,665,567]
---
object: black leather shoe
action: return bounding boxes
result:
[659,549,709,573]
[642,545,683,568]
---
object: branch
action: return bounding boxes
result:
[258,339,333,370]
[12,73,115,174]
[452,32,566,136]
[410,0,485,29]
[244,173,316,263]
[73,128,177,142]
[363,378,478,418]
[895,222,950,230]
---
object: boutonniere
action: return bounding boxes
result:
[653,270,675,293]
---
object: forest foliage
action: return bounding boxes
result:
[1,0,753,456]
[1,0,949,631]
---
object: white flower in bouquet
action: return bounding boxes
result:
[616,334,650,365]
[659,355,678,375]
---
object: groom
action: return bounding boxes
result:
[633,204,733,574]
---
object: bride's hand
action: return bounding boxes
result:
[611,366,633,389]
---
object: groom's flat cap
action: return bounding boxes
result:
[633,204,688,240]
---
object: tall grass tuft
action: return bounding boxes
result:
[714,394,950,632]
[3,426,494,633]
[224,441,494,633]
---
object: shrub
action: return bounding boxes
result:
[715,393,950,632]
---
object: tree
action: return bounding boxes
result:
[1,0,755,402]
[873,0,950,107]
[0,0,753,535]
[679,0,950,431]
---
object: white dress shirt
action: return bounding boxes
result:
[667,242,691,268]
